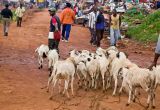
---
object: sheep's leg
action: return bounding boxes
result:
[48,59,52,71]
[119,80,124,94]
[126,85,132,106]
[94,74,99,90]
[58,80,61,94]
[64,80,70,98]
[71,76,74,96]
[106,76,111,90]
[147,92,151,108]
[84,79,88,91]
[102,73,105,92]
[132,88,136,102]
[46,76,53,92]
[152,92,156,109]
[126,89,132,106]
[49,78,58,100]
[91,75,94,88]
[39,57,43,69]
[38,56,41,69]
[112,77,118,96]
[83,73,88,91]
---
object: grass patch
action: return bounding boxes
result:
[123,9,160,43]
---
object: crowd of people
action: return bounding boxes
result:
[0,1,159,69]
[0,3,25,36]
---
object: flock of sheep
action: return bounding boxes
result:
[35,44,160,109]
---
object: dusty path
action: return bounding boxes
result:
[0,9,160,110]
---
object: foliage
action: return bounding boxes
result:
[123,9,160,43]
[12,10,17,21]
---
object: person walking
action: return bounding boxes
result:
[88,6,97,46]
[148,30,160,70]
[1,4,13,36]
[15,4,25,27]
[109,9,121,46]
[48,7,61,52]
[96,7,105,47]
[60,2,75,42]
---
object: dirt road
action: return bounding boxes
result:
[0,9,160,110]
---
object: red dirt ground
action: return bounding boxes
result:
[0,9,160,110]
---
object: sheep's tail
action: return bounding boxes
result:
[35,47,39,53]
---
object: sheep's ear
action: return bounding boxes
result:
[75,50,79,55]
[99,55,102,57]
[89,53,92,56]
[87,58,91,62]
[78,50,82,53]
[118,68,123,74]
[116,52,120,58]
[105,52,109,58]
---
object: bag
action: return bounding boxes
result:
[52,16,61,40]
[48,32,54,39]
[54,31,61,40]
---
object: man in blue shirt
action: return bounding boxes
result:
[96,7,105,47]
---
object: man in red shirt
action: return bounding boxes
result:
[48,7,61,52]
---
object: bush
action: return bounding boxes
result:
[125,10,160,43]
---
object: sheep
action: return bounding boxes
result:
[35,44,49,69]
[76,61,88,89]
[76,51,100,90]
[85,54,100,90]
[47,49,59,76]
[48,50,87,99]
[76,50,95,90]
[108,51,128,96]
[152,65,160,90]
[96,48,110,91]
[149,65,160,108]
[118,66,155,108]
[118,59,138,94]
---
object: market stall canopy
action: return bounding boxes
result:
[9,0,30,2]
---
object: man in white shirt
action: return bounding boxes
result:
[15,4,25,27]
[88,6,97,45]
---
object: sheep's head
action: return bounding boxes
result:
[82,50,90,55]
[118,67,128,79]
[116,52,128,59]
[106,46,118,52]
[73,52,90,64]
[69,49,80,57]
[107,49,118,61]
[96,47,106,54]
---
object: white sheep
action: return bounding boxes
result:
[118,59,138,94]
[96,48,110,91]
[108,51,128,96]
[152,65,160,90]
[47,49,59,75]
[35,44,49,69]
[48,50,86,99]
[119,66,155,108]
[85,54,100,89]
[76,61,88,89]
